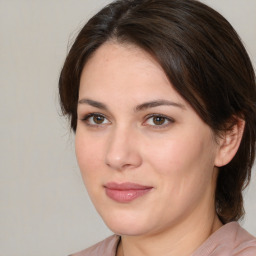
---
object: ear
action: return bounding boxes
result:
[214,118,245,167]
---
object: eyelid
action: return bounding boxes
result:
[81,112,111,127]
[80,112,175,129]
[80,112,107,120]
[143,113,175,128]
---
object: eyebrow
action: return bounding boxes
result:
[135,99,185,112]
[78,99,108,110]
[78,98,185,112]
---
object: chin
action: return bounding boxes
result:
[98,208,153,236]
[106,221,150,236]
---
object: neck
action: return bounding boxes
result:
[117,208,222,256]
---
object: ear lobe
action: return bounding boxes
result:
[214,118,245,167]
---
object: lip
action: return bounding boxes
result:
[104,182,153,203]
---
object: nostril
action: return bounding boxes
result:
[105,150,142,171]
[105,130,143,170]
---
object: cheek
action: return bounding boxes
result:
[145,136,201,174]
[146,133,217,193]
[155,128,215,168]
[75,131,105,182]
[146,135,217,217]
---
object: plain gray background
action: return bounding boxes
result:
[0,0,255,255]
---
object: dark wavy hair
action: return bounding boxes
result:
[59,0,256,223]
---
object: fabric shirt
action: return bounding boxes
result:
[70,222,256,256]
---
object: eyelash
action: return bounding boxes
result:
[144,113,174,128]
[80,112,175,128]
[81,113,110,127]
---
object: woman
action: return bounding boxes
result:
[59,0,256,255]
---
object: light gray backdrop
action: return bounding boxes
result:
[0,0,255,255]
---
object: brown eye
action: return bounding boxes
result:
[93,115,105,124]
[83,113,110,126]
[153,116,166,125]
[144,114,174,128]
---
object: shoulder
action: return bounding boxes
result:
[192,222,256,256]
[69,235,120,256]
[232,223,256,255]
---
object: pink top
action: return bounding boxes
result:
[70,222,256,256]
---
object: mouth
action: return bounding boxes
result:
[104,182,153,203]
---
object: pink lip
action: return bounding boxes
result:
[104,182,153,203]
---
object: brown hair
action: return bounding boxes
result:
[59,0,256,223]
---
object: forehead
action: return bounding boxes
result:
[79,42,185,104]
[81,42,167,80]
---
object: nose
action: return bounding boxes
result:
[105,126,142,171]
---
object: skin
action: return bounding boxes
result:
[75,42,242,256]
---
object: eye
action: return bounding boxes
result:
[144,114,174,127]
[82,113,110,126]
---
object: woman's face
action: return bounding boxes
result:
[76,42,221,236]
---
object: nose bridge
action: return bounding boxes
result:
[105,124,142,170]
